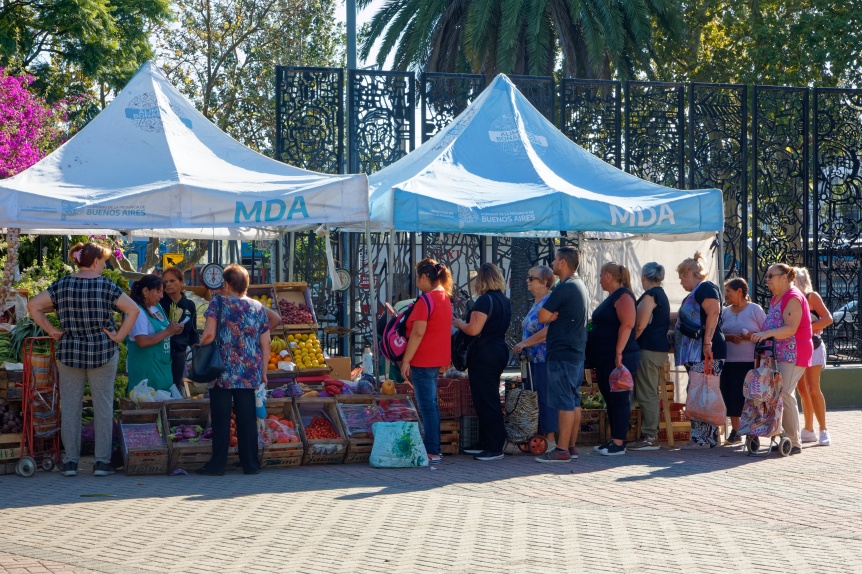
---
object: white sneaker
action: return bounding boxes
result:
[800,429,817,443]
[818,430,831,446]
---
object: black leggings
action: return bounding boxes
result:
[467,342,509,452]
[206,386,260,473]
[595,351,640,441]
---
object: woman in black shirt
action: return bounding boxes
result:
[159,267,200,389]
[588,262,639,456]
[454,263,512,461]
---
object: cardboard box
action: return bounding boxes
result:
[325,356,352,380]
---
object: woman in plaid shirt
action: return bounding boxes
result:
[28,242,139,477]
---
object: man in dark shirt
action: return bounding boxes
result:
[160,267,200,389]
[535,246,589,463]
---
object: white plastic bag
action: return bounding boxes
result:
[153,389,172,401]
[129,380,156,405]
[169,384,184,399]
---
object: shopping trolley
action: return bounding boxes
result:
[16,337,61,476]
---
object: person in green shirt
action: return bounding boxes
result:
[126,274,184,393]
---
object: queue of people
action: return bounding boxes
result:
[30,240,833,477]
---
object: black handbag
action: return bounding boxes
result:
[678,315,704,340]
[452,294,494,371]
[812,333,822,349]
[189,297,226,383]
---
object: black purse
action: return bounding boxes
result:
[189,297,226,383]
[678,315,704,340]
[452,295,494,371]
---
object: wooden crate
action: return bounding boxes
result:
[294,398,347,464]
[273,282,318,332]
[246,285,276,311]
[459,416,479,451]
[0,432,22,462]
[0,370,23,400]
[375,395,423,438]
[576,409,606,445]
[260,398,303,469]
[439,419,460,455]
[161,400,212,472]
[336,396,378,464]
[119,409,169,476]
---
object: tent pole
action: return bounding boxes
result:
[365,221,380,386]
[385,230,395,379]
[718,232,725,281]
[287,232,295,282]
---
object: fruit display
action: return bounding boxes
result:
[262,414,300,444]
[380,379,396,395]
[278,300,314,324]
[337,404,381,439]
[303,414,341,440]
[168,424,210,442]
[287,333,326,370]
[250,292,274,308]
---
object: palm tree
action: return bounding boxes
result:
[358,0,684,79]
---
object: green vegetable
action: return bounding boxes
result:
[8,317,49,361]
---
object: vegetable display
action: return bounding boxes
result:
[8,316,50,361]
[581,393,606,410]
[262,415,300,444]
[380,380,396,395]
[1,405,22,433]
[168,424,208,442]
[287,333,325,370]
[122,423,164,449]
[304,415,340,440]
[278,300,314,324]
[377,399,420,423]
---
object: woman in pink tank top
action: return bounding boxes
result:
[751,263,812,452]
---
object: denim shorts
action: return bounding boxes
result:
[546,360,584,411]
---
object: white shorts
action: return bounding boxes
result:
[810,341,826,368]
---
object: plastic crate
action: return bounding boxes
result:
[459,416,480,450]
[458,379,476,416]
[436,379,460,419]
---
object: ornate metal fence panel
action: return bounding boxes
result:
[560,79,621,168]
[421,73,485,142]
[275,67,343,174]
[348,70,416,174]
[509,75,555,122]
[689,83,748,279]
[625,82,685,188]
[421,233,485,318]
[813,88,862,362]
[752,86,809,304]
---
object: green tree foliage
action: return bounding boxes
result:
[0,0,172,104]
[155,0,344,156]
[358,0,683,79]
[650,0,862,86]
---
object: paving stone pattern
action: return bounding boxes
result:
[1,409,861,573]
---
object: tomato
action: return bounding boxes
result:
[229,436,238,447]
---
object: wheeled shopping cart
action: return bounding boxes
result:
[16,337,61,476]
[739,338,793,457]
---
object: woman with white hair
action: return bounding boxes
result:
[793,267,833,446]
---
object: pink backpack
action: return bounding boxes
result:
[379,294,434,362]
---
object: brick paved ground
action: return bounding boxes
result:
[2,409,860,574]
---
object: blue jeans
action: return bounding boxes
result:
[411,366,440,455]
[528,361,559,435]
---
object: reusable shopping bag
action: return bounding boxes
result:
[369,421,428,468]
[685,359,727,426]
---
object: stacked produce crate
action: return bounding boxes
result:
[119,409,168,475]
[260,398,304,468]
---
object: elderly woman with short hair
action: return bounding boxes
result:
[629,262,670,451]
[513,265,558,449]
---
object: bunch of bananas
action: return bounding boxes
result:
[271,336,287,353]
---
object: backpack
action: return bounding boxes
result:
[379,293,434,362]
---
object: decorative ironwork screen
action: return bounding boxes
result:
[689,83,748,279]
[625,82,685,188]
[421,73,485,142]
[421,233,485,318]
[275,67,343,174]
[348,70,416,174]
[509,75,555,121]
[752,86,809,304]
[560,79,621,168]
[813,88,862,362]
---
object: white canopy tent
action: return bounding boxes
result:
[0,62,369,238]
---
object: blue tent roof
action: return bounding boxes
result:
[369,74,722,235]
